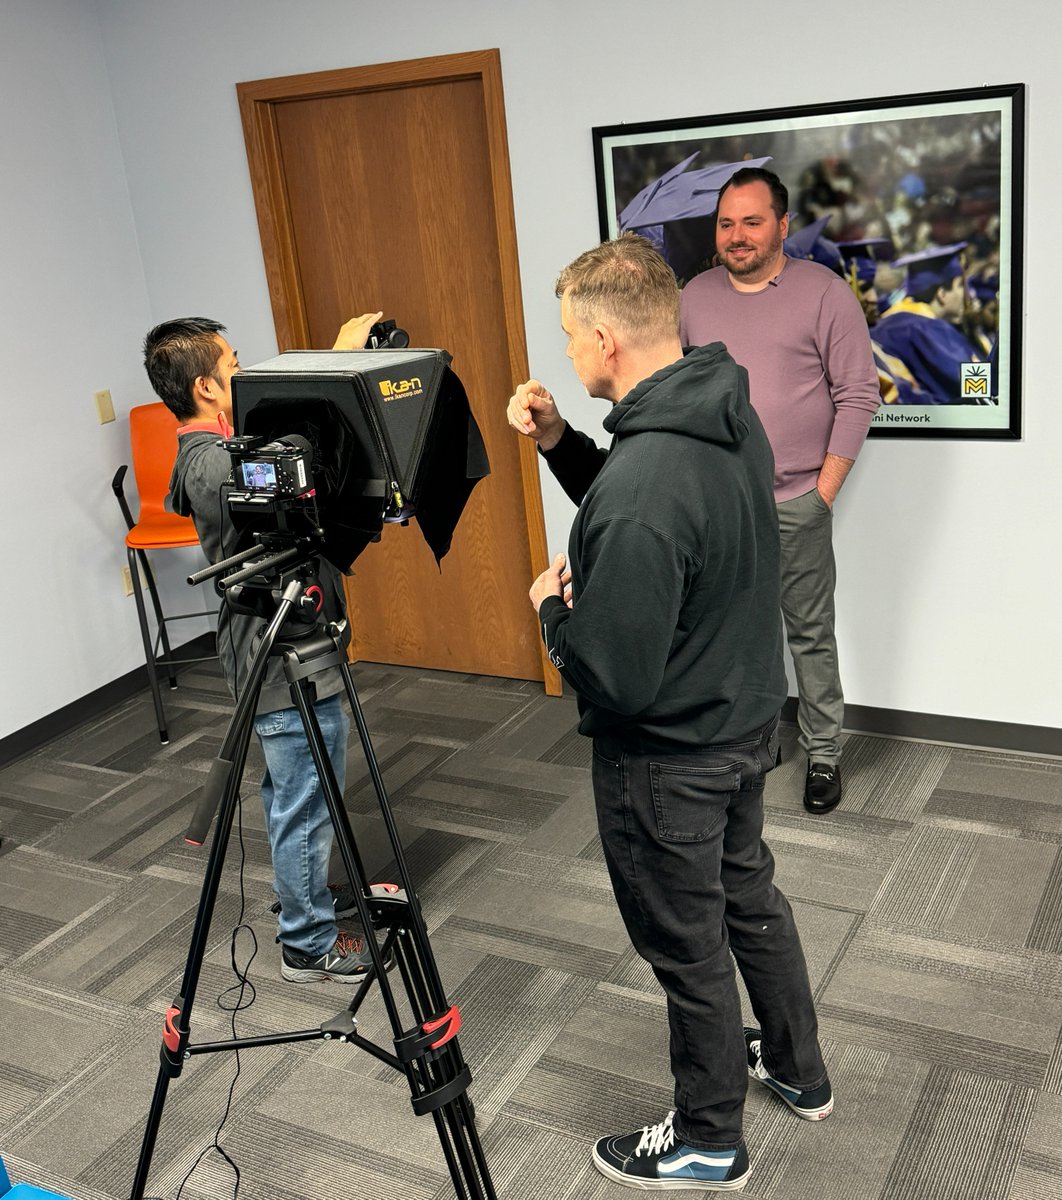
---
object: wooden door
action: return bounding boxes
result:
[238,50,558,690]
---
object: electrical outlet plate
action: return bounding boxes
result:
[122,565,135,596]
[95,389,116,424]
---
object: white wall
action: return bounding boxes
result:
[3,0,1057,739]
[0,0,211,740]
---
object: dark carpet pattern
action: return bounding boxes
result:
[1,661,1060,1199]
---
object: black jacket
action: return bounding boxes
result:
[539,342,786,748]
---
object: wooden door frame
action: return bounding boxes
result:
[237,48,560,695]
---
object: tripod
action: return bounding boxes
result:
[130,541,497,1200]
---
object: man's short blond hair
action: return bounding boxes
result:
[555,233,679,348]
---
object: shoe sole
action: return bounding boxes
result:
[748,1066,834,1120]
[592,1149,749,1191]
[281,949,397,983]
[281,965,370,983]
[803,797,841,814]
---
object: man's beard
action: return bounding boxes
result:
[718,230,783,278]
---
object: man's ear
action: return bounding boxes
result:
[191,373,224,416]
[194,373,218,404]
[595,323,617,363]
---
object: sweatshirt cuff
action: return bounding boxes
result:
[538,594,567,624]
[538,423,578,463]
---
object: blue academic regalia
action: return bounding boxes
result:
[875,300,984,404]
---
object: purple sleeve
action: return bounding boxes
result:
[818,279,880,461]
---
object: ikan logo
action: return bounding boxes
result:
[960,362,990,399]
[379,377,423,401]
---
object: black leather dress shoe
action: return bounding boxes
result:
[804,762,842,813]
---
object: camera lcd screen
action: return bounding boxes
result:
[241,461,277,490]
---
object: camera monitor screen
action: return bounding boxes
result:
[231,348,489,570]
[240,461,278,490]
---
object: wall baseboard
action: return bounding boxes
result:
[0,635,217,768]
[781,697,1060,758]
[3,661,1058,767]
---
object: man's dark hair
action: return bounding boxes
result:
[717,167,789,220]
[143,317,227,420]
[912,276,961,306]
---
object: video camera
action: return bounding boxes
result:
[224,346,489,571]
[222,432,323,542]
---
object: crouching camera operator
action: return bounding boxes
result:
[142,312,383,983]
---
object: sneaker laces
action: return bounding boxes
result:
[332,931,364,957]
[749,1037,776,1084]
[635,1112,677,1157]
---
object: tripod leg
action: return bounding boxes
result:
[287,651,496,1199]
[131,591,300,1200]
[129,708,256,1200]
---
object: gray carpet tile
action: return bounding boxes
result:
[882,1066,1037,1200]
[1,658,1060,1200]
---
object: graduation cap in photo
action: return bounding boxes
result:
[620,155,773,229]
[784,214,840,269]
[835,237,896,289]
[894,242,967,296]
[968,270,1000,304]
[619,151,703,230]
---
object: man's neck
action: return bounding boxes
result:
[610,337,684,401]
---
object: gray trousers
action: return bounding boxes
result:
[776,487,843,763]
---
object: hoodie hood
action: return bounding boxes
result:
[603,341,751,446]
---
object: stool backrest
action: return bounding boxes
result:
[129,402,183,516]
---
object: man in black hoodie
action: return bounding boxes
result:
[508,234,830,1191]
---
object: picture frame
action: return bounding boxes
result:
[593,84,1025,439]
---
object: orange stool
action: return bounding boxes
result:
[112,403,216,743]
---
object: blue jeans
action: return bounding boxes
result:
[592,716,827,1149]
[254,694,349,956]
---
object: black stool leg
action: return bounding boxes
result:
[129,546,169,743]
[137,548,179,689]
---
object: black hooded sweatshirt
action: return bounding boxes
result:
[538,341,786,749]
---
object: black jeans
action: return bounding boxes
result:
[592,715,827,1148]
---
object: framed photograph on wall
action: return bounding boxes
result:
[593,84,1025,439]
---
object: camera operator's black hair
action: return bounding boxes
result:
[143,317,227,421]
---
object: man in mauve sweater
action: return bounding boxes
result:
[680,167,879,814]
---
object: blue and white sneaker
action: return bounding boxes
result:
[592,1111,750,1190]
[745,1028,833,1120]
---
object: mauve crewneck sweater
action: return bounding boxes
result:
[680,256,879,502]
